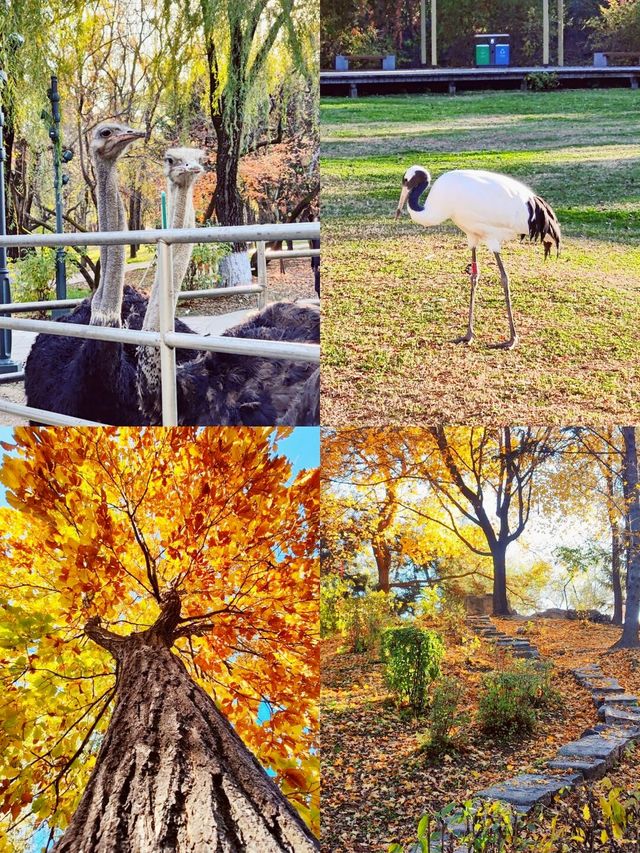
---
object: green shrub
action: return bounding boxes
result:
[184,242,232,289]
[477,661,557,737]
[337,590,395,653]
[525,71,559,91]
[421,676,468,756]
[320,574,350,637]
[9,248,56,304]
[381,625,444,713]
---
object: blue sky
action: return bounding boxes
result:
[277,427,319,476]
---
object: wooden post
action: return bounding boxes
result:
[557,0,564,67]
[420,0,427,65]
[543,0,550,66]
[431,0,437,67]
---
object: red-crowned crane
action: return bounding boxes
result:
[396,166,561,349]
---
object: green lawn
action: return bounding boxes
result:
[321,89,640,425]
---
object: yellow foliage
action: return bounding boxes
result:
[0,427,319,840]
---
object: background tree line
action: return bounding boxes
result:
[321,426,640,649]
[0,0,318,288]
[321,0,638,67]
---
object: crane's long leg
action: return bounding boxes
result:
[490,251,519,350]
[454,248,478,345]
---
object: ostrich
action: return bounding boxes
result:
[24,123,148,423]
[396,166,561,349]
[137,150,320,426]
[25,134,198,422]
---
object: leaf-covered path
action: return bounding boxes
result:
[320,618,626,852]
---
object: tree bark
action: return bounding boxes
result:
[372,540,392,594]
[611,523,624,626]
[612,427,640,649]
[491,541,511,616]
[128,186,142,259]
[54,594,318,852]
[605,466,624,625]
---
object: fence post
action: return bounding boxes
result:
[157,240,178,426]
[257,241,267,309]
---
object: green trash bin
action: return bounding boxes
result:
[475,43,490,66]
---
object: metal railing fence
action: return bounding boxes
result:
[0,221,320,427]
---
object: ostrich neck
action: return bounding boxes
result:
[142,179,195,332]
[168,180,196,300]
[138,179,196,421]
[91,159,126,327]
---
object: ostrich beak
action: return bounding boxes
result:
[121,128,146,142]
[396,186,409,220]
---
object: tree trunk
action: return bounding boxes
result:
[611,523,624,626]
[492,542,510,616]
[128,187,142,259]
[212,114,251,285]
[372,540,392,594]
[54,595,318,852]
[605,466,624,625]
[612,427,640,650]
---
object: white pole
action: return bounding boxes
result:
[157,240,178,427]
[420,0,427,65]
[557,0,564,67]
[431,0,437,67]
[256,241,268,309]
[543,0,550,66]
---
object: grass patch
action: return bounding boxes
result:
[321,90,640,424]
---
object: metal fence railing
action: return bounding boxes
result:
[0,222,320,427]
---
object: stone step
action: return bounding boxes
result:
[584,723,640,742]
[599,704,640,726]
[557,732,631,767]
[513,649,540,659]
[592,692,639,708]
[574,665,604,678]
[475,773,580,812]
[582,678,624,693]
[546,756,608,780]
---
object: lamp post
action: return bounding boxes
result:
[0,69,19,373]
[45,75,73,318]
[431,0,437,67]
[543,0,550,66]
[0,30,24,373]
[557,0,565,67]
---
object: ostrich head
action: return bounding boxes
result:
[90,122,145,163]
[163,147,205,187]
[396,165,431,219]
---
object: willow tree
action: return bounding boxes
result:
[0,428,319,851]
[191,0,315,284]
[0,0,77,242]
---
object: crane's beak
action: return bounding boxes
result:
[395,186,409,220]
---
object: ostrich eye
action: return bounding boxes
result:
[100,129,112,138]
